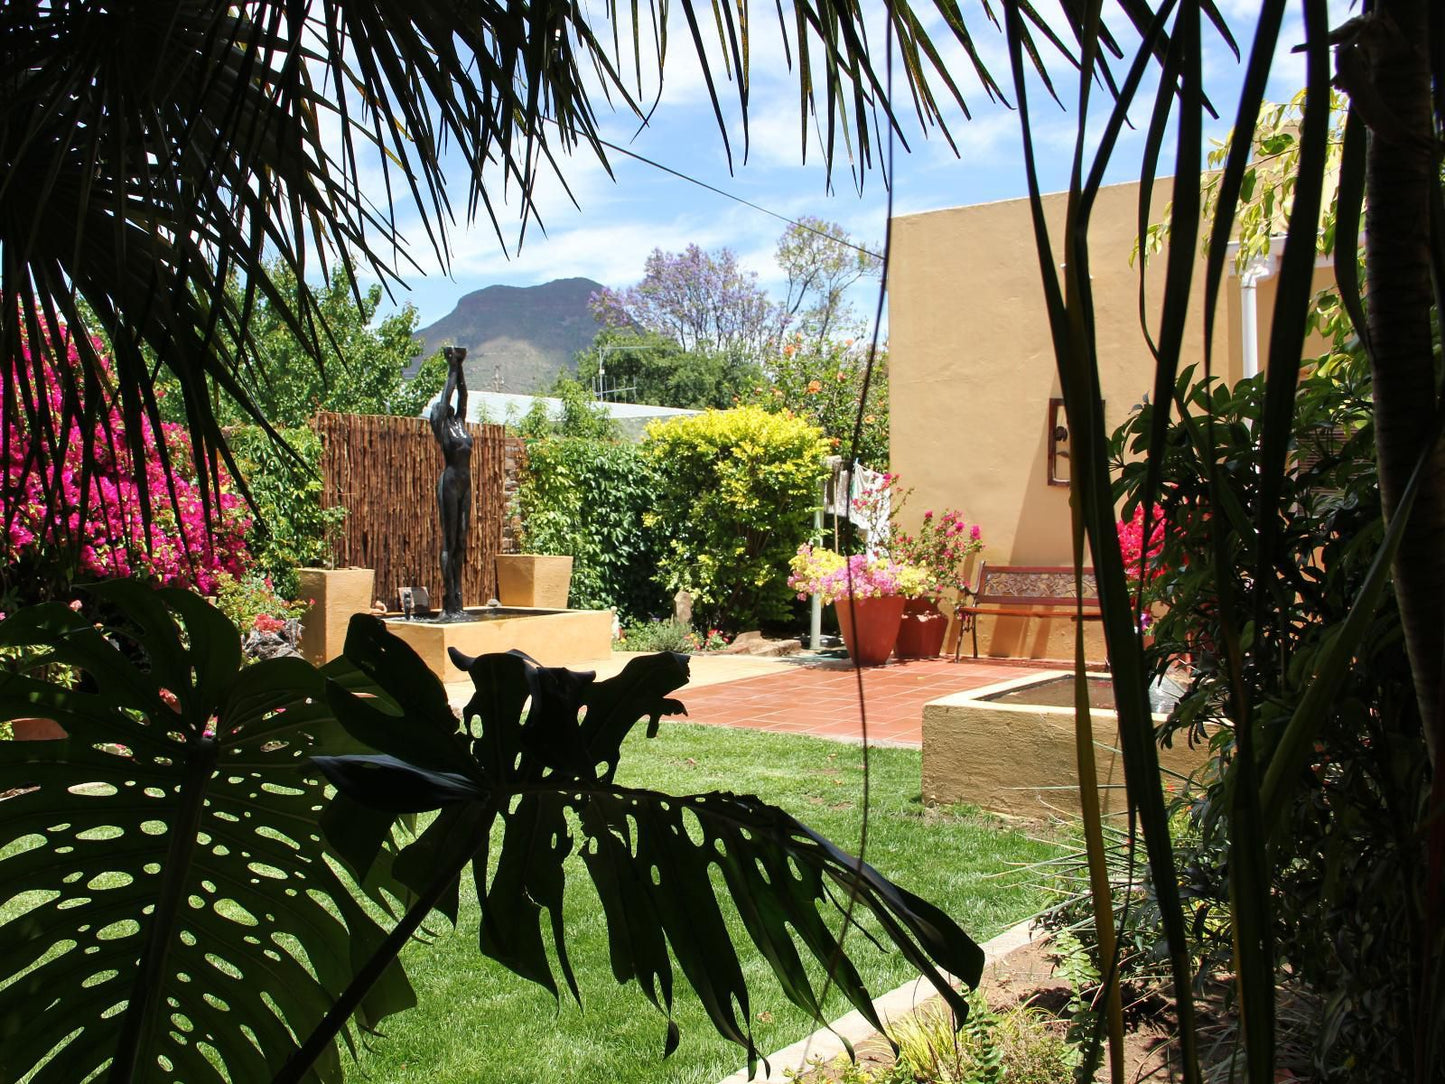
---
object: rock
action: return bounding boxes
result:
[673,590,693,626]
[243,621,303,661]
[721,634,803,657]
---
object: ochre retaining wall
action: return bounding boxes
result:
[922,672,1209,818]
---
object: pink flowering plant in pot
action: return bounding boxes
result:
[788,545,926,666]
[889,508,985,600]
[850,472,986,600]
[787,545,928,605]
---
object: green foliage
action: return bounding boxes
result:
[351,728,1056,1084]
[618,619,730,653]
[575,328,765,410]
[812,994,1074,1084]
[749,335,890,468]
[0,582,414,1082]
[617,618,696,653]
[312,619,986,1076]
[216,264,443,428]
[227,424,345,599]
[210,569,309,640]
[517,436,666,622]
[642,407,831,632]
[1109,364,1427,1077]
[521,377,622,440]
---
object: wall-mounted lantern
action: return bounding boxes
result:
[1047,398,1070,487]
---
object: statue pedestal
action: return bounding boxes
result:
[385,607,614,682]
[297,568,376,665]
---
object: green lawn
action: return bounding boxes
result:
[349,722,1062,1084]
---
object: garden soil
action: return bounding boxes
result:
[795,935,1177,1083]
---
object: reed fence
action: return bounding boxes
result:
[315,412,520,609]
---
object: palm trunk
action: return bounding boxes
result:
[1365,0,1443,761]
[1362,4,1445,1077]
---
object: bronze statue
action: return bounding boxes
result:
[429,347,472,619]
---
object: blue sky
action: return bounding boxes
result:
[367,1,1335,330]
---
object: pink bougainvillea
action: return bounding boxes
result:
[3,326,251,595]
[1117,502,1168,585]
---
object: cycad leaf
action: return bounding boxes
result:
[318,616,984,1075]
[0,583,414,1084]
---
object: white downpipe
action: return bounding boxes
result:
[1240,272,1261,379]
[1230,243,1282,380]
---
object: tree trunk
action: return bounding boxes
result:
[1365,0,1443,760]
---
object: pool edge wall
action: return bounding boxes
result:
[922,671,1207,818]
[386,608,614,681]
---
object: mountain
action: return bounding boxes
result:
[413,277,611,393]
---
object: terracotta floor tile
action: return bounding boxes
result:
[659,655,1045,748]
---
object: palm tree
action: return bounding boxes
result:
[5,1,1442,1081]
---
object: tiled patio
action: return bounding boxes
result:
[443,650,1067,748]
[669,656,1039,746]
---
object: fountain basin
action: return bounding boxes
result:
[922,670,1208,818]
[384,606,614,681]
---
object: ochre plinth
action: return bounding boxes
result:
[385,607,613,682]
[495,555,573,608]
[297,567,376,666]
[922,671,1208,817]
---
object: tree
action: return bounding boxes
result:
[203,264,447,428]
[590,245,784,359]
[749,334,890,469]
[519,376,621,441]
[775,217,882,347]
[572,328,763,409]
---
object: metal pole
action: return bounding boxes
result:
[811,458,840,650]
[810,495,823,650]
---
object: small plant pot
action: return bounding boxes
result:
[895,597,948,659]
[831,595,905,667]
[10,717,66,741]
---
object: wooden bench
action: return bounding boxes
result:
[954,564,1102,660]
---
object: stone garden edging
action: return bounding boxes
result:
[713,918,1037,1084]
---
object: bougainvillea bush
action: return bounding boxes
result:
[2,328,251,606]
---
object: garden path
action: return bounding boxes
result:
[670,657,1028,746]
[445,653,1048,747]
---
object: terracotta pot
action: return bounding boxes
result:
[832,595,905,667]
[895,597,948,659]
[10,717,66,741]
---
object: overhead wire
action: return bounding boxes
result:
[540,118,886,261]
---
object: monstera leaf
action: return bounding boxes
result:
[0,582,414,1084]
[308,615,984,1077]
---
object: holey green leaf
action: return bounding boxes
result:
[311,616,984,1077]
[0,582,414,1084]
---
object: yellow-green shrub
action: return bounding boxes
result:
[641,406,830,631]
